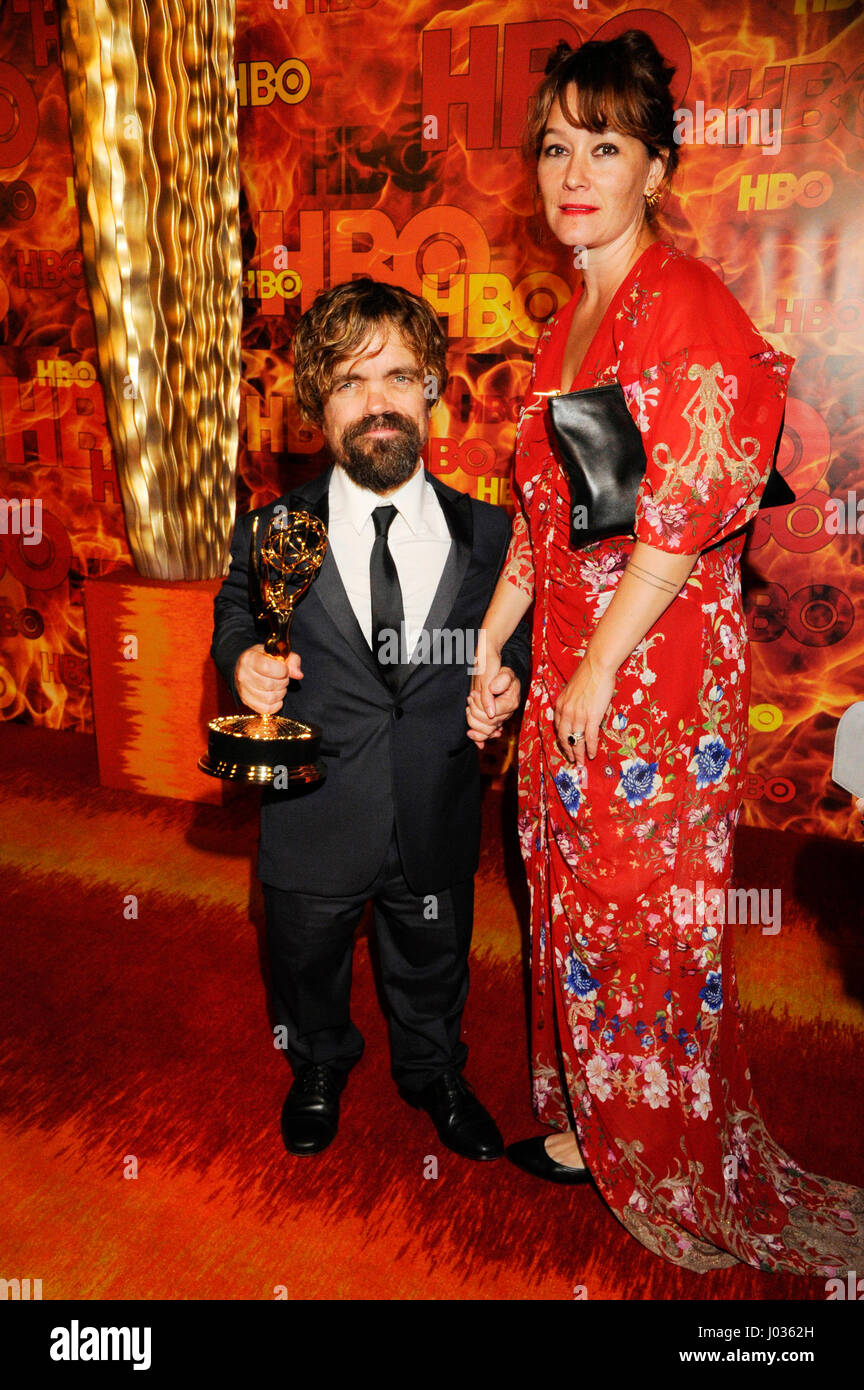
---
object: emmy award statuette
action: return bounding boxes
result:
[200,510,329,786]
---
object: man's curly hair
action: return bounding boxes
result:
[292,279,448,426]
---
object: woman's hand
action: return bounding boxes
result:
[553,649,617,766]
[551,545,696,767]
[467,639,521,748]
[467,641,502,748]
[466,567,533,748]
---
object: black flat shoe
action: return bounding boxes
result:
[281,1063,347,1156]
[505,1136,593,1185]
[404,1069,504,1161]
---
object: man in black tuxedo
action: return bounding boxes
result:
[211,279,530,1160]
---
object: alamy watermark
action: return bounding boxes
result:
[825,1270,863,1300]
[825,491,864,535]
[49,1321,151,1370]
[673,103,782,157]
[0,497,42,545]
[1,1276,42,1299]
[672,880,781,935]
[376,622,486,673]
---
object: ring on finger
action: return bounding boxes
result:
[567,731,586,747]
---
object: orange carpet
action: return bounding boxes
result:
[2,723,863,1301]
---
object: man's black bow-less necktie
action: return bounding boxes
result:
[370,504,404,692]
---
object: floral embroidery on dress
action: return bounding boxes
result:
[616,281,662,329]
[500,504,535,598]
[622,377,661,432]
[512,238,864,1276]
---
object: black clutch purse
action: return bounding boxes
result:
[548,381,795,550]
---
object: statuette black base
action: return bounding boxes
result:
[198,714,326,786]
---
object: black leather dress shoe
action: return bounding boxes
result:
[405,1070,504,1161]
[505,1135,593,1185]
[280,1063,347,1156]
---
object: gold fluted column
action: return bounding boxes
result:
[58,0,241,580]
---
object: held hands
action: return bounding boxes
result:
[234,643,302,716]
[553,648,617,767]
[467,645,521,748]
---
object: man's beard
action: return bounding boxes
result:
[334,412,425,493]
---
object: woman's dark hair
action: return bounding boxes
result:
[525,30,679,218]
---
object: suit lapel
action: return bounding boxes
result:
[282,468,476,697]
[396,473,474,693]
[284,471,383,687]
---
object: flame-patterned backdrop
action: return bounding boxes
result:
[0,1,861,836]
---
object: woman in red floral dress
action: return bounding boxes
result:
[468,31,864,1274]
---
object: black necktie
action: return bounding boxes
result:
[370,504,404,693]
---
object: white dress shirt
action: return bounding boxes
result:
[327,464,452,655]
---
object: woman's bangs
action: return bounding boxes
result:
[557,78,638,140]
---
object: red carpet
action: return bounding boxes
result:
[1,724,863,1300]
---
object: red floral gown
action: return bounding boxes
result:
[505,238,864,1273]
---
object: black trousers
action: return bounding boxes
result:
[262,830,473,1091]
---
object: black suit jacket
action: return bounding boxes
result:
[211,467,532,896]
